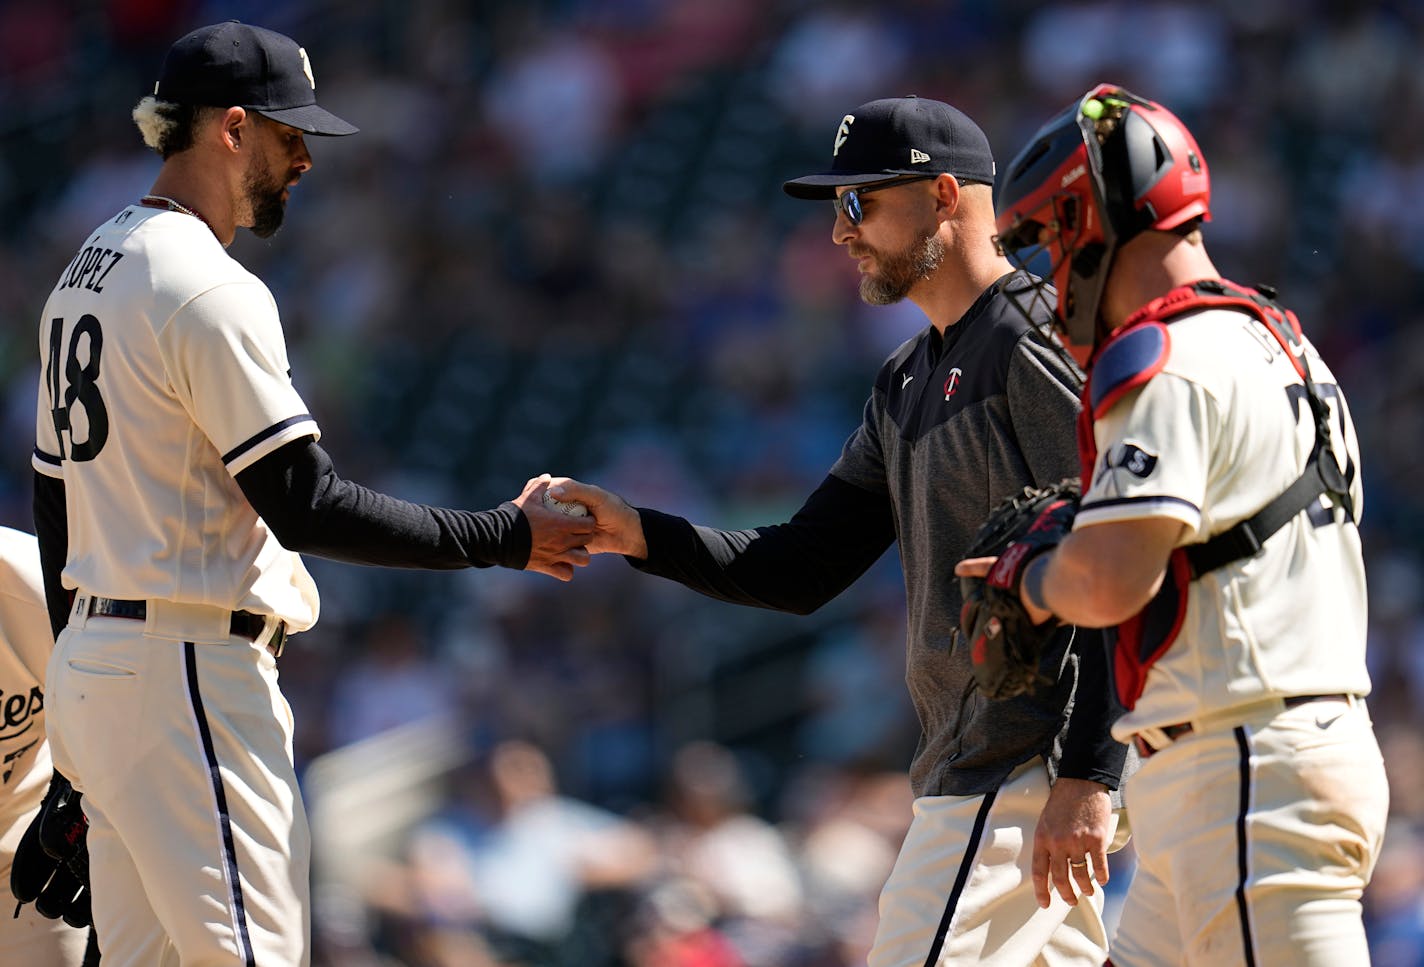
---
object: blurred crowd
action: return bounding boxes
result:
[4,1,1424,964]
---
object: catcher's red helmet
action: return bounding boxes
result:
[994,84,1211,350]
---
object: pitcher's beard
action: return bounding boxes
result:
[244,165,288,239]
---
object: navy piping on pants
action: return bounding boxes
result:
[183,642,257,967]
[1233,727,1258,967]
[923,788,998,966]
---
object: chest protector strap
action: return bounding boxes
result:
[1083,280,1354,708]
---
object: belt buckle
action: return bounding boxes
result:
[267,622,287,659]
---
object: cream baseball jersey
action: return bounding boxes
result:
[1075,307,1369,736]
[33,206,319,631]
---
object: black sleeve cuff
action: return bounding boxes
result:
[490,501,531,570]
[627,507,703,572]
[1055,735,1129,790]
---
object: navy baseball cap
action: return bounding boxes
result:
[784,95,994,199]
[154,21,358,136]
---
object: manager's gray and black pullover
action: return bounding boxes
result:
[631,271,1128,798]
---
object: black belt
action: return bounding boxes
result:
[1133,693,1356,758]
[87,597,286,658]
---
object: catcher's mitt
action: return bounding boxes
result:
[959,479,1080,700]
[10,771,92,928]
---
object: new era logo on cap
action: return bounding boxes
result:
[784,95,995,200]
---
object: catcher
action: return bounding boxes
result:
[958,85,1386,965]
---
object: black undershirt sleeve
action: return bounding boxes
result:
[234,437,531,570]
[628,473,896,616]
[33,472,71,641]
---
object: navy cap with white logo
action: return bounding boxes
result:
[155,21,358,136]
[784,95,994,199]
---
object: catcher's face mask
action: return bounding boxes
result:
[994,85,1212,356]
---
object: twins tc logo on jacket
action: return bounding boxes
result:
[944,368,962,400]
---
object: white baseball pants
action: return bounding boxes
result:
[46,599,308,967]
[870,759,1119,966]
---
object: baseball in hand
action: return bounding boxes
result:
[542,489,590,517]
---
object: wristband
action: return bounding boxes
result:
[1022,552,1053,613]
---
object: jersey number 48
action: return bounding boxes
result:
[46,314,109,462]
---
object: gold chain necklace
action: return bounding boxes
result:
[139,194,212,230]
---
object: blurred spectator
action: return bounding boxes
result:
[766,4,911,128]
[781,764,912,963]
[654,741,807,965]
[1020,2,1229,110]
[480,19,626,184]
[795,590,914,765]
[1366,821,1424,967]
[326,613,463,749]
[623,878,747,967]
[399,739,660,965]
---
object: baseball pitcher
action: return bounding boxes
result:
[33,22,593,966]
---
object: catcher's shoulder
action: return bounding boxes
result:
[993,272,1057,336]
[984,276,1080,376]
[1087,322,1171,419]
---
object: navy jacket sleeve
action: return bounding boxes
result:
[628,473,895,615]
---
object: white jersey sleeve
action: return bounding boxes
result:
[160,280,318,474]
[1076,370,1211,537]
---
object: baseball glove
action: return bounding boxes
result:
[10,771,92,928]
[959,479,1080,700]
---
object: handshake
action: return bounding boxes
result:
[512,474,644,582]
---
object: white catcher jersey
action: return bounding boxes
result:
[1075,307,1369,737]
[33,206,320,631]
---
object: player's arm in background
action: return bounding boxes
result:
[552,471,896,616]
[1007,333,1129,786]
[234,437,593,581]
[32,474,70,640]
[1003,329,1130,907]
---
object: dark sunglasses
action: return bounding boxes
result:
[831,175,937,226]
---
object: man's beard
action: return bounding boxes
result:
[859,231,946,306]
[243,163,288,239]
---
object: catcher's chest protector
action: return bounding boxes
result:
[1076,280,1327,709]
